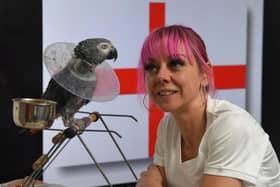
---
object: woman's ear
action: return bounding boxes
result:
[200,61,211,87]
[206,62,212,69]
[200,72,208,87]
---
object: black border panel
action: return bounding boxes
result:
[262,0,280,158]
[0,0,43,182]
[0,0,278,184]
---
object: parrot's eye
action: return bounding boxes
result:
[100,44,108,49]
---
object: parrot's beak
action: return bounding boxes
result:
[108,47,118,62]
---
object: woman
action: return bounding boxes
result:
[136,25,280,187]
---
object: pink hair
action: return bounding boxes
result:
[137,25,215,96]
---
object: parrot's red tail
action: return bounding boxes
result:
[29,129,42,135]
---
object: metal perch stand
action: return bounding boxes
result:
[20,112,138,187]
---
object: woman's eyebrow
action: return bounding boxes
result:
[147,58,157,63]
[169,53,186,58]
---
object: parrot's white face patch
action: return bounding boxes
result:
[97,42,112,53]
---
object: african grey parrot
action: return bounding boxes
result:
[41,38,118,127]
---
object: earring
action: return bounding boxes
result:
[142,94,149,110]
[200,81,208,93]
[142,94,161,112]
[202,84,207,94]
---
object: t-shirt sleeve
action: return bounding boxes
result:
[153,117,166,166]
[204,113,268,185]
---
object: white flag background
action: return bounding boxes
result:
[42,0,262,186]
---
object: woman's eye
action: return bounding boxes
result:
[144,63,158,72]
[169,59,185,68]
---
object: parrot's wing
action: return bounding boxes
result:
[43,42,120,102]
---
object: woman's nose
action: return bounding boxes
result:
[156,66,170,82]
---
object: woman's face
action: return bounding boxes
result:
[144,54,207,114]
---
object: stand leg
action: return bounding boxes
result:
[77,134,113,187]
[99,116,138,180]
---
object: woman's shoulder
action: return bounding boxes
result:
[208,97,259,125]
[204,99,270,161]
[206,97,267,138]
[208,97,249,116]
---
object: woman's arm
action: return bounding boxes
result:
[136,164,166,187]
[200,174,242,187]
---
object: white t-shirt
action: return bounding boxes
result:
[153,97,280,187]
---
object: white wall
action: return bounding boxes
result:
[245,0,263,123]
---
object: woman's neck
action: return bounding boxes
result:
[172,96,207,150]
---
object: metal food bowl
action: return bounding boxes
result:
[12,98,57,129]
